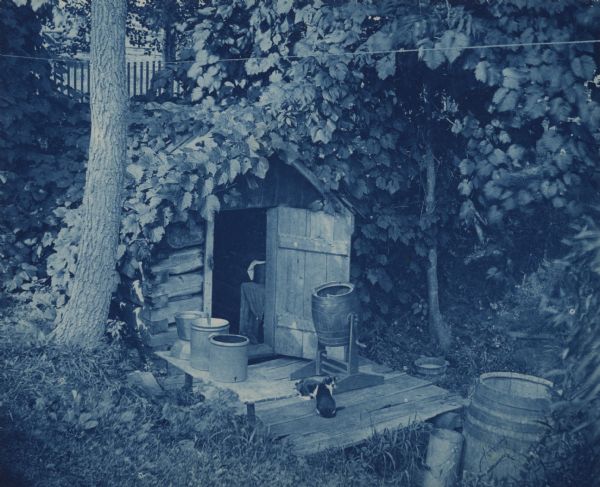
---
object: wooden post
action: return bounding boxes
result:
[133,61,137,97]
[157,61,162,96]
[246,402,256,425]
[423,428,464,487]
[203,219,214,316]
[145,61,150,93]
[79,62,84,99]
[139,62,143,96]
[184,373,193,391]
[66,62,71,94]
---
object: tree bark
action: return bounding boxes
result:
[53,0,127,349]
[424,147,452,353]
[163,25,176,97]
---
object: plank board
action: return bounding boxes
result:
[259,378,464,456]
[151,246,203,276]
[248,343,277,362]
[293,394,464,455]
[155,354,393,405]
[257,374,427,426]
[140,293,203,324]
[278,234,350,256]
[269,207,354,359]
[264,208,279,348]
[155,352,464,455]
[156,352,306,404]
[149,272,202,300]
[203,219,215,316]
[267,383,446,437]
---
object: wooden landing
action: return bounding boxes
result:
[156,351,309,403]
[257,373,464,455]
[155,353,464,455]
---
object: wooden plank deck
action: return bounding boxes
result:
[259,374,464,455]
[156,351,308,403]
[156,353,464,454]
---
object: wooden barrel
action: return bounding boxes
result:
[311,282,358,346]
[462,372,553,483]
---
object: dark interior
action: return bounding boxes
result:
[212,208,267,336]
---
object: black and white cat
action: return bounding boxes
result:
[295,376,339,418]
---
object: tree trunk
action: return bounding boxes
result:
[424,147,452,353]
[163,26,176,96]
[53,0,127,349]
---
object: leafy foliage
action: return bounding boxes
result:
[17,0,600,335]
[181,1,467,331]
[0,2,88,294]
[454,1,600,233]
[545,210,600,453]
[177,0,599,332]
[47,0,198,57]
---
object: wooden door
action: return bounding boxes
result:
[264,206,353,358]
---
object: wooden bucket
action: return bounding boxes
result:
[462,372,553,483]
[311,282,358,346]
[414,357,449,382]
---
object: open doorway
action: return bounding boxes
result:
[212,208,267,342]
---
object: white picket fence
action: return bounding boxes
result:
[50,59,185,100]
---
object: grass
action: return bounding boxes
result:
[0,262,593,487]
[0,299,430,487]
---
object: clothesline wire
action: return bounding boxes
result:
[0,38,599,64]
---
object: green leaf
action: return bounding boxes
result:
[126,164,145,183]
[246,135,260,153]
[150,226,165,243]
[507,144,525,161]
[255,158,269,179]
[502,68,520,89]
[489,149,507,166]
[376,54,396,80]
[498,90,518,112]
[459,159,475,175]
[439,31,469,64]
[329,62,349,81]
[419,40,445,70]
[459,200,475,221]
[458,179,473,196]
[540,180,558,199]
[201,178,214,198]
[276,0,293,15]
[180,191,193,211]
[229,158,241,182]
[484,181,502,200]
[487,205,503,224]
[571,56,596,80]
[475,61,489,83]
[517,190,533,206]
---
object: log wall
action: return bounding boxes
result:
[119,236,205,350]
